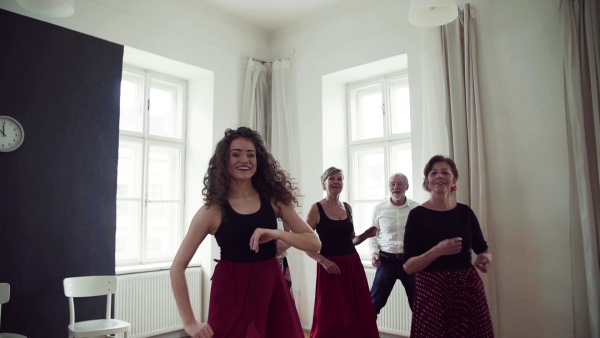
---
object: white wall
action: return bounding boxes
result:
[272,0,574,336]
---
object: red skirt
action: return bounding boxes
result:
[207,257,304,338]
[411,265,494,338]
[310,252,379,338]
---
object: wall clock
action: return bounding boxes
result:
[0,115,25,152]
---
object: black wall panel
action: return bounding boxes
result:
[0,9,123,337]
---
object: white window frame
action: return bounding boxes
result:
[116,64,188,267]
[347,71,412,258]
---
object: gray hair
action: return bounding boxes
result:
[390,173,409,187]
[321,167,343,189]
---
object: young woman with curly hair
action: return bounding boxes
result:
[171,127,321,338]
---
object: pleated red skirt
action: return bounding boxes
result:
[207,257,304,338]
[410,265,494,338]
[310,252,379,338]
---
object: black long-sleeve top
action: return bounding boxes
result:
[402,203,488,272]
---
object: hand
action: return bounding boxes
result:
[0,124,5,137]
[249,228,278,252]
[319,259,341,275]
[435,237,462,256]
[371,253,381,268]
[474,251,492,273]
[362,226,378,239]
[184,321,213,338]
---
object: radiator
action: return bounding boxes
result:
[114,267,202,338]
[365,268,411,337]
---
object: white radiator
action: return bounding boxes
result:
[114,267,202,338]
[365,268,411,337]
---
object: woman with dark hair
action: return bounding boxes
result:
[403,155,494,338]
[171,127,321,338]
[306,167,380,338]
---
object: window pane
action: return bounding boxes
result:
[146,202,180,260]
[120,72,144,133]
[117,140,143,199]
[353,147,385,200]
[147,145,182,200]
[351,85,383,141]
[390,81,411,135]
[390,143,413,199]
[115,200,141,262]
[352,201,379,257]
[149,79,183,139]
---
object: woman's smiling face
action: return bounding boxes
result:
[427,161,456,193]
[228,137,257,180]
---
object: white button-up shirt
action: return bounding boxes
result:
[369,198,419,256]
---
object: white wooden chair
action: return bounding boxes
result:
[63,276,130,338]
[0,283,27,338]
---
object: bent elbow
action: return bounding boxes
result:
[311,238,322,252]
[403,263,415,275]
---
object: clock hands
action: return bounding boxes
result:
[0,124,5,137]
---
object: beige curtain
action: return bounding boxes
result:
[441,4,499,333]
[560,0,600,337]
[242,58,271,144]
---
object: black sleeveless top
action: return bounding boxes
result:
[315,202,357,257]
[214,194,277,263]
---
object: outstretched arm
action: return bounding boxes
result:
[352,226,378,246]
[170,204,220,338]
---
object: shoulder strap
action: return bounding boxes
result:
[315,202,325,215]
[343,202,352,218]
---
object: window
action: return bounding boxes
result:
[116,65,187,266]
[347,72,412,257]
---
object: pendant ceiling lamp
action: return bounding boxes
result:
[17,0,75,18]
[408,0,458,27]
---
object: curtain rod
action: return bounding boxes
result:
[251,49,296,64]
[253,58,271,64]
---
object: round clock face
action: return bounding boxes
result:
[0,115,25,152]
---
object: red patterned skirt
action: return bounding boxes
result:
[411,265,494,338]
[310,252,379,338]
[207,257,304,338]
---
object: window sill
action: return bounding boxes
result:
[116,262,201,275]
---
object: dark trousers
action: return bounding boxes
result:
[370,252,415,314]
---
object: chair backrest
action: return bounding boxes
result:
[63,276,117,298]
[0,283,10,330]
[0,283,9,305]
[63,276,117,326]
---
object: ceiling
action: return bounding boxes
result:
[199,0,352,32]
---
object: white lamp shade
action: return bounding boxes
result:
[17,0,75,18]
[408,0,458,27]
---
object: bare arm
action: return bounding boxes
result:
[273,200,321,252]
[352,226,377,246]
[403,237,463,274]
[346,203,377,246]
[170,205,220,337]
[276,222,292,256]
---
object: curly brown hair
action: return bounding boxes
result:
[202,127,299,211]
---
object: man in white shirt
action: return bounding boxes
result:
[369,173,418,315]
